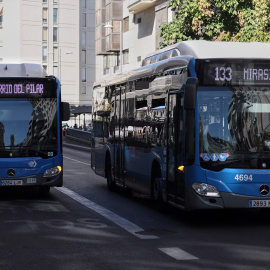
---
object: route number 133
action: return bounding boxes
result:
[215,67,232,81]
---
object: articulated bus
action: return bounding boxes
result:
[91,40,270,210]
[0,63,69,193]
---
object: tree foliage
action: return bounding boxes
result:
[159,0,270,47]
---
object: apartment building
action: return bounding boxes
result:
[95,0,173,83]
[0,0,95,119]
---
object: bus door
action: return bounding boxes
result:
[167,92,185,206]
[92,114,109,177]
[113,89,125,186]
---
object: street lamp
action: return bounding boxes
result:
[58,49,73,81]
[104,21,123,73]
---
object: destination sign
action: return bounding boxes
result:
[197,60,270,86]
[0,83,44,95]
[0,77,57,97]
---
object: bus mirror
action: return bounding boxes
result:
[184,77,199,110]
[61,102,70,121]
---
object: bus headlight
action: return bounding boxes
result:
[43,166,62,177]
[192,182,221,197]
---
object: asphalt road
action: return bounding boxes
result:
[1,143,270,270]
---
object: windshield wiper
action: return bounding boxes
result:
[17,146,50,158]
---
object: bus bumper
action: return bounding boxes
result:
[0,172,63,188]
[185,186,270,210]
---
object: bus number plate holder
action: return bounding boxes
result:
[250,200,270,208]
[0,180,23,186]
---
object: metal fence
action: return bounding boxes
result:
[66,128,91,144]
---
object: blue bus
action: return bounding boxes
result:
[0,63,69,193]
[91,40,270,210]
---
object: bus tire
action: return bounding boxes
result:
[151,165,166,212]
[106,156,115,191]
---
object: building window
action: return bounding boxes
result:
[82,0,86,9]
[0,15,2,27]
[53,66,58,77]
[43,27,48,41]
[123,17,129,33]
[81,50,86,64]
[53,8,58,24]
[53,27,58,42]
[43,0,47,3]
[82,31,86,46]
[82,13,86,27]
[103,54,117,69]
[81,86,86,95]
[53,47,58,62]
[42,46,48,62]
[82,68,86,82]
[53,0,58,3]
[123,50,129,65]
[42,8,47,23]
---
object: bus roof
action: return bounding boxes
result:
[145,40,270,60]
[97,41,270,88]
[0,63,47,77]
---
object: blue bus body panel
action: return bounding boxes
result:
[206,169,270,197]
[186,164,270,197]
[123,146,164,194]
[0,157,54,177]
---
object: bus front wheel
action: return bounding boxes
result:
[152,175,166,212]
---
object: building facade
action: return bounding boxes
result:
[95,0,173,83]
[0,0,95,121]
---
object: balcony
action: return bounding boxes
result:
[127,0,157,14]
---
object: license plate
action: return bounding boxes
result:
[0,180,23,186]
[250,200,270,208]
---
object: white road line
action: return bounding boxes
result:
[158,247,199,261]
[63,156,90,166]
[56,186,159,240]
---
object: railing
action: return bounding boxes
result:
[65,128,91,145]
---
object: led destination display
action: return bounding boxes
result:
[0,84,44,95]
[0,78,57,98]
[197,60,270,86]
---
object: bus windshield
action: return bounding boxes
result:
[198,86,270,171]
[0,98,57,158]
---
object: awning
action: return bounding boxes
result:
[127,0,157,14]
[70,105,92,116]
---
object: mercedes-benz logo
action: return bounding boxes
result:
[7,169,16,177]
[259,184,270,196]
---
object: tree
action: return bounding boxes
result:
[159,0,270,48]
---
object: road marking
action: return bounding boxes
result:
[56,186,159,240]
[158,247,199,260]
[63,156,90,166]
